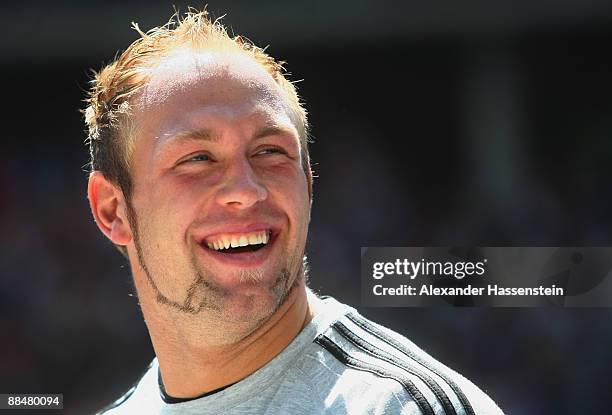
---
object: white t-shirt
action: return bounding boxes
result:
[99,296,503,414]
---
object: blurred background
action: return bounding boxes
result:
[2,0,612,413]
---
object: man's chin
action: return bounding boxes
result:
[217,291,280,323]
[210,276,301,343]
[197,267,292,316]
[202,264,283,289]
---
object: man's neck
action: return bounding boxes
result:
[147,283,318,399]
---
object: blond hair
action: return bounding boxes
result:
[84,9,310,198]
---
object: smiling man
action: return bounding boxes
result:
[86,10,503,415]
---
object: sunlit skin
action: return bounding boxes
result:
[88,49,320,398]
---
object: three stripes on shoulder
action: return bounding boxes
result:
[315,313,475,415]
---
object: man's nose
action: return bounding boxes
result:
[214,157,268,209]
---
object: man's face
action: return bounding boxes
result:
[125,49,310,328]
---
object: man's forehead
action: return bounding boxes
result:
[137,49,282,109]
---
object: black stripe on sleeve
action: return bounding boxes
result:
[332,321,457,415]
[346,313,475,415]
[315,334,435,415]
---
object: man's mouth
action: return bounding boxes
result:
[204,230,271,254]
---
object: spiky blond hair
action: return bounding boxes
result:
[84,9,309,199]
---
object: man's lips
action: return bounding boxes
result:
[196,230,277,268]
[197,223,278,245]
[194,223,280,268]
[203,229,271,251]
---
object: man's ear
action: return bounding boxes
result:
[87,171,132,245]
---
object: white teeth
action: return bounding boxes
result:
[208,230,271,251]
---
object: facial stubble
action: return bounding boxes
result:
[124,199,304,322]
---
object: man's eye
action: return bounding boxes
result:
[256,147,284,156]
[186,154,210,162]
[176,153,212,166]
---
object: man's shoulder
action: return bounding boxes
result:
[307,298,504,414]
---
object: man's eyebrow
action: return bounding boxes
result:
[161,128,221,144]
[158,124,296,146]
[253,124,298,140]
